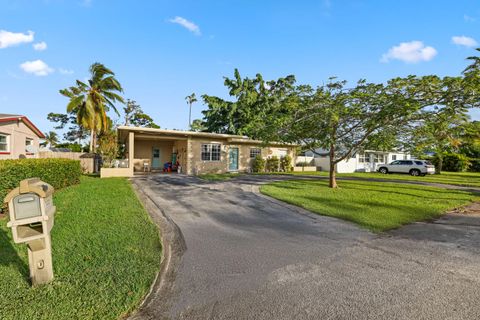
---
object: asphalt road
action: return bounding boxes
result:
[130,174,480,320]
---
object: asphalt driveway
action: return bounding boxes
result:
[130,174,480,320]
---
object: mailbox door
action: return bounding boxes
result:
[13,193,42,220]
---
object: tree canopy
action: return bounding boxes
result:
[200,50,480,187]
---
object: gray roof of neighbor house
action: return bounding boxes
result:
[117,126,297,147]
[0,114,45,138]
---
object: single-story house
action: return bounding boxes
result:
[0,114,45,160]
[305,149,411,173]
[101,126,297,177]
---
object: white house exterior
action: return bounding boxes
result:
[305,149,411,173]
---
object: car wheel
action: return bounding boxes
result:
[379,167,388,174]
[410,169,420,176]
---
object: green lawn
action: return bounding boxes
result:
[261,179,479,232]
[0,176,161,320]
[281,171,480,188]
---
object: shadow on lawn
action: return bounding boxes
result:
[0,227,29,282]
[337,181,479,201]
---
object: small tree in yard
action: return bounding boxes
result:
[280,155,293,172]
[252,155,266,173]
[97,129,119,168]
[266,156,280,172]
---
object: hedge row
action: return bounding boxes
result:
[431,153,480,172]
[0,159,82,209]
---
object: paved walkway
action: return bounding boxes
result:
[130,174,480,320]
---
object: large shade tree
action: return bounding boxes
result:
[201,69,296,138]
[60,63,124,152]
[123,99,159,128]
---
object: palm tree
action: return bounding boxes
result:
[60,63,124,152]
[185,93,197,129]
[43,131,59,148]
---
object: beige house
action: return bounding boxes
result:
[101,126,297,177]
[0,114,44,160]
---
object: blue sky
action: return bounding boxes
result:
[1,0,479,137]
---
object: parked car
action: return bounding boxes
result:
[377,160,436,176]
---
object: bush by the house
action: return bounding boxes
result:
[266,156,280,172]
[0,159,82,209]
[434,153,471,172]
[280,155,293,172]
[296,161,312,167]
[252,155,266,173]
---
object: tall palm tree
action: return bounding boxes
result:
[185,93,197,129]
[43,131,59,148]
[60,63,124,152]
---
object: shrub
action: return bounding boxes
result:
[0,158,82,210]
[468,159,480,172]
[280,155,293,172]
[434,153,471,172]
[296,161,312,167]
[266,156,280,172]
[252,155,266,173]
[97,130,118,168]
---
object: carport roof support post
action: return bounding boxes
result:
[129,131,134,176]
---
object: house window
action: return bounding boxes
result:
[0,134,9,152]
[25,138,32,152]
[403,154,408,160]
[358,153,366,163]
[250,148,262,159]
[373,154,385,163]
[392,155,397,161]
[201,143,221,161]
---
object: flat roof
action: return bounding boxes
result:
[117,126,297,146]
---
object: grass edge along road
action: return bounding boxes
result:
[0,176,161,320]
[261,179,479,232]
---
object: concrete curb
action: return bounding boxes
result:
[128,178,187,320]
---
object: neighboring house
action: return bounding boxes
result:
[305,149,411,173]
[101,126,297,177]
[0,114,45,160]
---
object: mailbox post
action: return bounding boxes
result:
[4,178,56,285]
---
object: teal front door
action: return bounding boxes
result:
[152,148,161,169]
[228,147,239,171]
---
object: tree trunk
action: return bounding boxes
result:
[189,103,192,128]
[329,144,338,188]
[89,130,95,153]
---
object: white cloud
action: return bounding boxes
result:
[169,16,201,35]
[59,68,74,75]
[0,30,34,49]
[20,60,54,76]
[452,35,478,48]
[33,41,47,51]
[381,41,437,63]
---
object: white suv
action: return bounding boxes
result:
[377,160,436,176]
